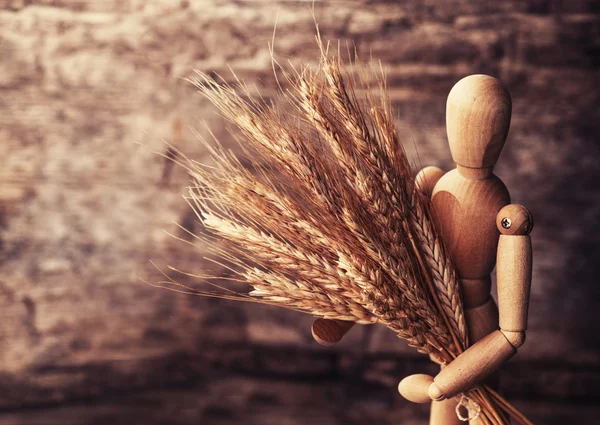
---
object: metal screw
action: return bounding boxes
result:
[501,217,512,229]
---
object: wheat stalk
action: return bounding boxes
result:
[294,56,459,357]
[156,39,534,425]
[407,190,468,350]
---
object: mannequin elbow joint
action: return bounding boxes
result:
[502,330,526,349]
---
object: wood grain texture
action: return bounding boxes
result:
[465,297,499,344]
[430,398,463,425]
[460,277,492,308]
[446,75,512,169]
[398,374,434,404]
[416,166,445,196]
[431,169,510,281]
[0,1,598,423]
[311,319,356,346]
[497,204,534,236]
[432,331,516,399]
[497,235,533,332]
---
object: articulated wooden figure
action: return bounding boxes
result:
[311,74,533,424]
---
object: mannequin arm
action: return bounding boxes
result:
[415,166,445,196]
[399,204,533,402]
[311,318,355,346]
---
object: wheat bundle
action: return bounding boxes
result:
[158,40,533,425]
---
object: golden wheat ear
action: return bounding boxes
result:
[152,35,532,425]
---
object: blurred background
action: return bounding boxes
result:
[1,0,599,424]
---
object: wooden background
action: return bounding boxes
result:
[1,1,599,424]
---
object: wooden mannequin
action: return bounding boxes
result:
[311,75,533,424]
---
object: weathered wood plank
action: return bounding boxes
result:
[0,1,598,422]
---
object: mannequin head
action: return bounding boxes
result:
[446,74,512,170]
